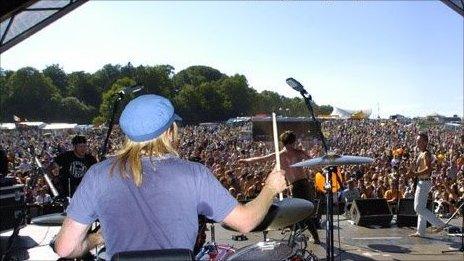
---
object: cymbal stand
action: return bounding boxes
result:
[442,201,464,253]
[297,86,335,260]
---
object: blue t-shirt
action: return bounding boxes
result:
[66,155,238,258]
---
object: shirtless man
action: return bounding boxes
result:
[409,133,446,237]
[239,130,320,243]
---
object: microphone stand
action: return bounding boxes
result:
[99,92,124,161]
[297,89,339,261]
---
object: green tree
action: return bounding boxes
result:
[173,65,225,89]
[197,82,226,122]
[43,64,68,96]
[4,67,60,121]
[218,74,253,119]
[251,90,285,115]
[173,84,205,124]
[121,62,136,79]
[59,97,94,123]
[134,65,175,98]
[97,77,136,124]
[0,69,11,121]
[91,64,122,92]
[68,71,101,108]
[317,105,333,116]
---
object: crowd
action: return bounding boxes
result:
[0,119,463,217]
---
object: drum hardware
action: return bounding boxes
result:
[287,77,375,260]
[196,221,236,260]
[231,234,248,241]
[227,236,317,261]
[1,209,26,261]
[291,155,374,260]
[0,184,27,261]
[222,200,318,261]
[441,201,464,254]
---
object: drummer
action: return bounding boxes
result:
[54,94,287,259]
[239,130,321,244]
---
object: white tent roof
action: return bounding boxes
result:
[18,121,46,128]
[41,123,77,130]
[0,123,16,129]
[330,107,372,119]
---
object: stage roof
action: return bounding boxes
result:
[0,0,461,54]
[441,0,464,16]
[0,0,88,54]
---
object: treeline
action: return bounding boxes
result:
[0,63,333,124]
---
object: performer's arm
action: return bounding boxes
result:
[223,169,286,233]
[238,152,276,164]
[55,218,103,258]
[55,165,100,258]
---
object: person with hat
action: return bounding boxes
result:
[54,94,287,259]
[51,135,97,198]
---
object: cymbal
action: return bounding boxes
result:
[291,154,374,168]
[223,198,314,232]
[228,240,293,260]
[31,212,66,226]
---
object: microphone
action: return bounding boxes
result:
[286,77,308,95]
[118,83,144,95]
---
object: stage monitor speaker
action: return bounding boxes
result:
[396,198,433,227]
[350,198,393,227]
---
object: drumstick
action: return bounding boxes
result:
[272,113,283,201]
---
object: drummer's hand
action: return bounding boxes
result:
[265,169,287,195]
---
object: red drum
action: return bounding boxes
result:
[196,243,236,261]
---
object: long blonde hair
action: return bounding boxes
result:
[111,123,179,186]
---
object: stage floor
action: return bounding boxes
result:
[1,215,463,260]
[215,215,464,261]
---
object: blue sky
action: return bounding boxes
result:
[1,1,463,118]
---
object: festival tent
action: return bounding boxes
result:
[17,122,46,128]
[41,123,78,130]
[0,123,16,130]
[75,124,94,130]
[330,107,372,119]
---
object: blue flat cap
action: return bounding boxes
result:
[119,94,181,142]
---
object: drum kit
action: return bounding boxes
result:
[24,154,373,261]
[194,154,373,261]
[197,197,317,261]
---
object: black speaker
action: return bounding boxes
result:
[350,198,393,227]
[396,198,433,227]
[0,184,26,232]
